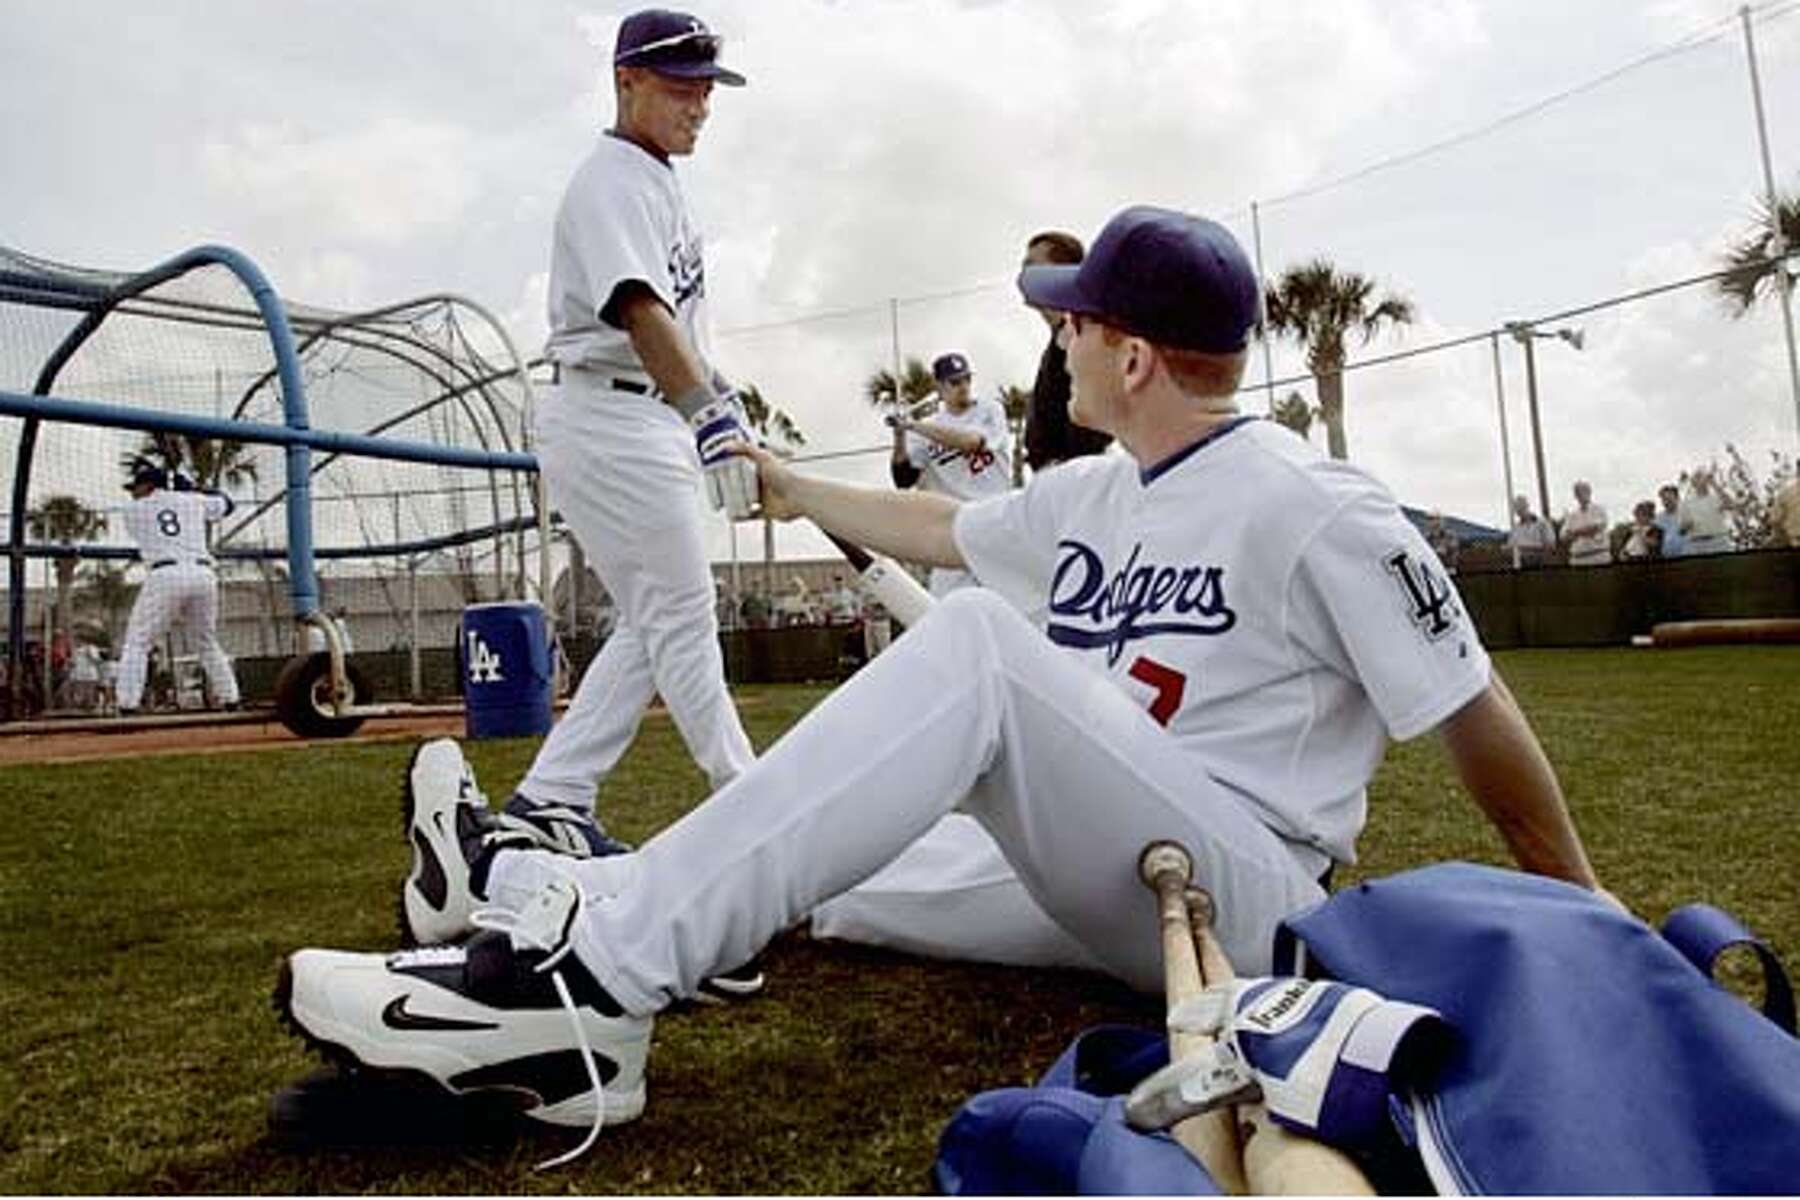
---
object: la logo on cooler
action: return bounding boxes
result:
[465,631,504,684]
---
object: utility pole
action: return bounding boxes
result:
[1740,5,1800,451]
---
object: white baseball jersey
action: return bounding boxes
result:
[122,489,228,562]
[116,487,238,710]
[544,133,713,374]
[519,131,754,809]
[953,416,1490,864]
[904,396,1014,502]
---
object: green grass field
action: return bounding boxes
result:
[3,646,1796,1194]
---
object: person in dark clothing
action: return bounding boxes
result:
[1020,230,1113,471]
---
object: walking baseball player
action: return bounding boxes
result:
[889,352,1014,596]
[486,10,758,858]
[278,206,1607,1139]
[115,458,239,715]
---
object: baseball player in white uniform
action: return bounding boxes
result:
[115,458,239,714]
[493,10,758,855]
[278,206,1607,1136]
[889,352,1014,596]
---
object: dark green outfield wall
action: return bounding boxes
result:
[1455,548,1800,648]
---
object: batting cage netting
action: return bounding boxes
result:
[1,243,545,726]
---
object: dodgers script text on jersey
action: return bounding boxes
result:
[954,418,1489,865]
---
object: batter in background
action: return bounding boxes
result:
[114,458,239,715]
[889,351,1014,596]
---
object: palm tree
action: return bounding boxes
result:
[999,384,1031,486]
[128,432,260,490]
[25,495,108,636]
[863,358,938,416]
[1715,188,1800,316]
[1271,390,1315,442]
[738,384,806,452]
[733,384,807,611]
[1264,259,1414,461]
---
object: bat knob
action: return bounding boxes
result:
[1183,886,1216,929]
[1139,840,1194,888]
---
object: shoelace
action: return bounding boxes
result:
[469,899,606,1172]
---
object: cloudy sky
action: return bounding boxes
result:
[6,0,1799,569]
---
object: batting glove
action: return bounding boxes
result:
[1125,977,1453,1151]
[687,394,759,521]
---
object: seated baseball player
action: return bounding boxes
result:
[277,205,1607,1142]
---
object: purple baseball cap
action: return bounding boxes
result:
[1016,206,1260,354]
[614,9,746,86]
[932,352,972,382]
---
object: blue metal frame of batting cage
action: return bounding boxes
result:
[1,243,537,715]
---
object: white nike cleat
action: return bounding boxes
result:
[280,882,652,1136]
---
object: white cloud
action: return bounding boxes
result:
[199,116,480,245]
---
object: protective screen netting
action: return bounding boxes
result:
[3,245,540,706]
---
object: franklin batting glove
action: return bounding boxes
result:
[1126,977,1454,1152]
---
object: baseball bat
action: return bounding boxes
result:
[816,527,933,629]
[1139,841,1251,1194]
[1178,866,1377,1195]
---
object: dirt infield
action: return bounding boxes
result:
[0,711,473,767]
[0,694,729,767]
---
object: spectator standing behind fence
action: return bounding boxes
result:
[1654,484,1687,558]
[1679,469,1732,556]
[1768,476,1800,548]
[1620,500,1661,560]
[1507,494,1556,567]
[824,574,859,624]
[1425,509,1460,573]
[861,592,892,659]
[1560,480,1611,567]
[1020,231,1112,472]
[67,640,100,711]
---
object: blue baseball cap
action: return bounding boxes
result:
[1016,206,1260,354]
[124,457,166,491]
[614,9,746,86]
[932,352,972,382]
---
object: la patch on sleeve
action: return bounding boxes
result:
[1382,548,1462,643]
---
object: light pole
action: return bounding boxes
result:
[1504,321,1583,527]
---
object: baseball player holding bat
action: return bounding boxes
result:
[278,205,1608,1141]
[115,457,240,715]
[888,351,1014,596]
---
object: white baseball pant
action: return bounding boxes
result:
[116,563,238,709]
[521,373,754,807]
[811,813,1106,971]
[489,587,1327,1014]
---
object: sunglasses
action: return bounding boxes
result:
[618,29,723,66]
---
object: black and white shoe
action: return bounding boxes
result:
[278,880,651,1159]
[498,793,633,859]
[400,739,546,947]
[696,959,767,1004]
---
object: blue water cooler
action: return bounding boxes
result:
[459,601,553,739]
